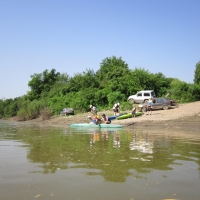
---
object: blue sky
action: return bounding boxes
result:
[1,0,200,99]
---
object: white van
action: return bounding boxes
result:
[128,90,156,103]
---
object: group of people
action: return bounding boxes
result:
[132,97,153,116]
[90,105,111,125]
[89,98,153,125]
[89,102,121,125]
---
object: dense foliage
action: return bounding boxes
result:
[194,61,200,85]
[1,56,200,120]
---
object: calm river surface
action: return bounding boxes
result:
[0,120,200,200]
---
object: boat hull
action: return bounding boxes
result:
[116,112,142,120]
[70,123,123,128]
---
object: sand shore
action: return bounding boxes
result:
[11,101,200,131]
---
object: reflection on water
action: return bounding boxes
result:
[113,132,121,148]
[0,119,200,200]
[130,133,153,153]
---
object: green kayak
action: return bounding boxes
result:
[70,123,123,128]
[116,112,143,120]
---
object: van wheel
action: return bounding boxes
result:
[163,105,168,110]
[144,99,148,103]
[128,99,134,103]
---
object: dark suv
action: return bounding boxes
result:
[138,98,172,112]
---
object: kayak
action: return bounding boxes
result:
[108,113,124,120]
[70,123,123,128]
[116,112,143,120]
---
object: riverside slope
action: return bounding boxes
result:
[10,101,200,130]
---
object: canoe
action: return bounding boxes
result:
[116,112,143,120]
[70,123,123,128]
[108,113,124,120]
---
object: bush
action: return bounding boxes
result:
[107,92,126,108]
[17,108,27,121]
[120,101,133,111]
[40,107,52,121]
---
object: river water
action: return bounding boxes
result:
[0,120,200,200]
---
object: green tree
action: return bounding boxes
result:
[107,92,125,108]
[95,56,130,102]
[28,69,60,100]
[150,73,174,97]
[169,79,191,102]
[0,99,4,117]
[3,98,18,117]
[96,56,129,86]
[64,69,98,93]
[194,61,200,84]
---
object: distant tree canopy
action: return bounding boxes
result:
[28,69,61,100]
[1,56,200,119]
[194,61,200,84]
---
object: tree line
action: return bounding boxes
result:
[1,56,200,120]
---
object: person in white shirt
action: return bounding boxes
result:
[113,102,120,116]
[90,105,97,115]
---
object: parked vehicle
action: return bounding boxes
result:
[138,97,171,112]
[170,99,176,106]
[128,90,156,104]
[165,93,176,106]
[60,108,74,116]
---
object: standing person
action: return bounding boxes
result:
[147,98,153,115]
[90,105,97,116]
[113,103,117,116]
[101,114,111,124]
[113,102,120,116]
[132,105,136,117]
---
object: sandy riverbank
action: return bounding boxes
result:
[10,101,200,131]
